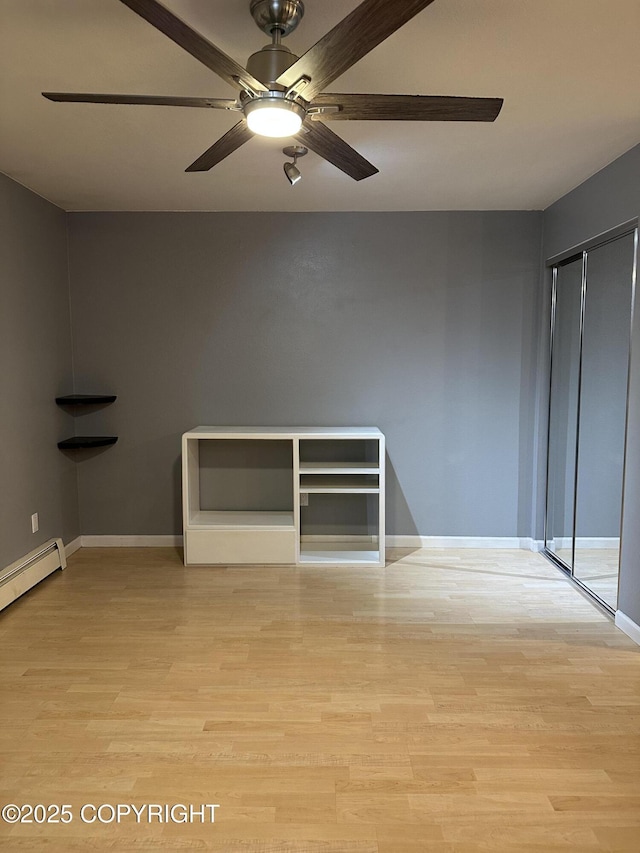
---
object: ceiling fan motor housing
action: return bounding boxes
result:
[246,43,299,89]
[250,0,305,37]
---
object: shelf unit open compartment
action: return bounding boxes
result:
[183,436,296,564]
[300,474,379,493]
[298,438,380,466]
[297,437,384,566]
[298,492,381,565]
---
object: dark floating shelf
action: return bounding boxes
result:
[56,394,117,451]
[56,394,117,405]
[58,436,118,450]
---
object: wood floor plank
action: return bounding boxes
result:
[0,546,639,851]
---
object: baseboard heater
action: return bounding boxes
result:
[0,538,66,613]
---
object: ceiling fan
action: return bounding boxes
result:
[43,0,503,181]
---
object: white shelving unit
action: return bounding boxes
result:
[182,427,385,567]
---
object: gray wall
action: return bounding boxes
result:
[544,146,640,259]
[67,211,542,540]
[0,173,79,568]
[541,144,640,625]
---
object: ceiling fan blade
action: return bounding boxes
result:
[295,120,378,181]
[185,120,253,172]
[310,94,504,122]
[118,0,267,94]
[276,0,437,100]
[42,92,239,110]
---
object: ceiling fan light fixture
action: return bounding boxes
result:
[282,145,307,186]
[245,96,305,138]
[283,161,302,185]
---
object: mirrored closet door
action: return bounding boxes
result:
[544,227,637,611]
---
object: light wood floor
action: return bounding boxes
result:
[549,548,619,609]
[1,547,639,852]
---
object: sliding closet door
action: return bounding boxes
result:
[544,226,637,611]
[545,257,583,568]
[573,232,635,608]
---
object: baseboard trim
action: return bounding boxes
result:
[387,535,542,551]
[81,535,183,547]
[615,611,640,646]
[75,534,542,551]
[548,537,620,550]
[65,537,82,558]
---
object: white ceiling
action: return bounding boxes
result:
[1,0,639,212]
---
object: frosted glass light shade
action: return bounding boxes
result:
[245,97,304,138]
